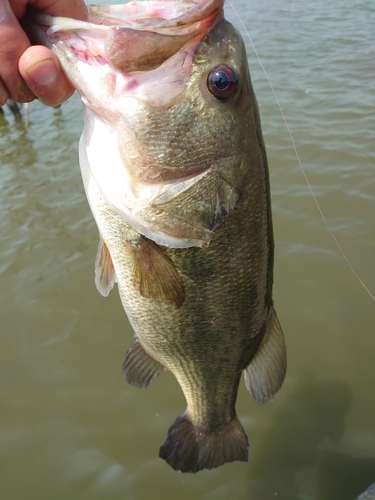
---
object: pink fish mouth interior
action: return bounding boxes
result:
[28,0,224,80]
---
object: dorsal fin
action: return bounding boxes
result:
[244,307,286,405]
[126,237,185,308]
[95,237,116,297]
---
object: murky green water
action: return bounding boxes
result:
[1,1,374,499]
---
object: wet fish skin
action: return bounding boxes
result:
[28,0,286,473]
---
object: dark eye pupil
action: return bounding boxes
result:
[207,65,238,99]
[215,71,230,90]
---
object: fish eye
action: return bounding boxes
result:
[207,65,238,99]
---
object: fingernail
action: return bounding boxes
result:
[0,0,11,23]
[25,58,58,86]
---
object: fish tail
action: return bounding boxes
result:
[159,412,248,473]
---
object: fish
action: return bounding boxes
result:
[27,0,287,472]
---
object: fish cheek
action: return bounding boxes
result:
[117,130,191,183]
[116,119,169,183]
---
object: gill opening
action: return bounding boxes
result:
[228,0,375,301]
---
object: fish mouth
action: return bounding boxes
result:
[27,0,224,73]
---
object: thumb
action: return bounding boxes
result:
[19,45,74,106]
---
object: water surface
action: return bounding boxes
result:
[0,1,374,499]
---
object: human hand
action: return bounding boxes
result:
[0,0,88,106]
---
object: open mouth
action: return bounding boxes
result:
[27,0,224,72]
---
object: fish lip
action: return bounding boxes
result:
[28,0,224,35]
[88,0,224,34]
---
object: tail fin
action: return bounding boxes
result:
[159,413,248,473]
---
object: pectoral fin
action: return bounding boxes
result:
[244,307,286,405]
[126,237,185,308]
[122,338,165,389]
[95,237,116,297]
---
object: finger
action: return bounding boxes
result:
[0,0,35,102]
[19,45,74,106]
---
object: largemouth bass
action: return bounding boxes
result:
[28,0,287,472]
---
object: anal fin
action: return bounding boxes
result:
[244,307,286,405]
[122,339,165,389]
[95,237,116,297]
[126,236,185,308]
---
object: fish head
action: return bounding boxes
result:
[28,1,261,248]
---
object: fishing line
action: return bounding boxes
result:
[228,0,375,301]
